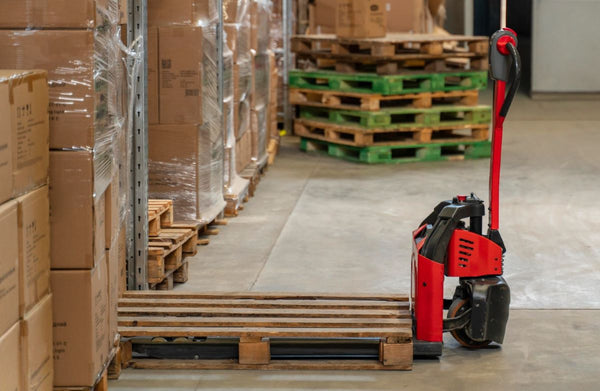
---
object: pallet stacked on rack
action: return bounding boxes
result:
[290,34,493,164]
[146,200,202,290]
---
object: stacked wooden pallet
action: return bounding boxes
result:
[290,34,493,164]
[147,200,201,290]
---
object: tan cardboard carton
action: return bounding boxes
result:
[0,30,98,149]
[0,322,21,391]
[336,0,386,38]
[0,200,19,337]
[51,259,109,387]
[148,124,214,221]
[17,186,51,317]
[50,151,108,269]
[148,0,211,27]
[119,0,129,25]
[21,294,53,391]
[106,232,120,352]
[236,128,253,174]
[158,26,203,125]
[148,27,159,125]
[104,172,120,249]
[0,0,96,28]
[0,70,49,205]
[313,0,426,34]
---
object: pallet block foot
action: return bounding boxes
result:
[239,337,271,365]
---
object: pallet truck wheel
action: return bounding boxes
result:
[448,299,492,349]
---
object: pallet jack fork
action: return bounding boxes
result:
[411,22,521,356]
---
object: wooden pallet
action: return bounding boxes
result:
[117,292,413,370]
[292,34,488,74]
[240,154,269,197]
[290,88,479,111]
[294,119,489,147]
[148,227,197,286]
[289,70,488,95]
[148,199,173,236]
[300,137,491,164]
[292,33,489,57]
[225,175,251,217]
[298,105,492,130]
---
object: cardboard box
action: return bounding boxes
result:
[386,0,426,34]
[51,259,109,387]
[250,0,271,53]
[0,0,96,28]
[106,233,119,352]
[50,151,109,269]
[236,128,253,174]
[17,186,51,317]
[313,0,426,34]
[251,53,270,109]
[119,0,129,25]
[104,172,120,249]
[250,105,268,161]
[234,61,252,139]
[0,200,19,337]
[158,26,203,124]
[336,0,386,38]
[0,30,100,149]
[0,322,21,391]
[148,28,159,125]
[0,70,49,205]
[21,294,53,391]
[224,0,247,23]
[149,124,215,221]
[148,0,211,27]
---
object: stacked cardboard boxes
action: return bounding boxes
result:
[0,70,53,390]
[147,0,226,223]
[0,1,126,387]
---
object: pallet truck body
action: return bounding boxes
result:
[412,25,521,355]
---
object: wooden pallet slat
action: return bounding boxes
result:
[290,88,479,111]
[148,199,173,236]
[298,105,492,130]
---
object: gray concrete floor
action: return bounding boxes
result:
[110,93,600,389]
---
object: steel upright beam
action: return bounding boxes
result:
[128,0,149,290]
[282,0,293,134]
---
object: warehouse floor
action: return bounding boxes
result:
[110,92,600,389]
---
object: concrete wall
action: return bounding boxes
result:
[532,0,600,93]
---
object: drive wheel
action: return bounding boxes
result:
[448,298,491,348]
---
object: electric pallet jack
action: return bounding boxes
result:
[411,23,521,355]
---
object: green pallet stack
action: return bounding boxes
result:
[289,34,493,164]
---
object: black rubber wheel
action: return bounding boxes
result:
[447,298,492,349]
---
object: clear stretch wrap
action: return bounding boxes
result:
[0,0,132,201]
[251,0,272,54]
[223,47,237,189]
[270,0,283,52]
[147,0,225,222]
[251,51,270,163]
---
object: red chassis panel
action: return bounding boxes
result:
[412,226,444,342]
[446,229,503,277]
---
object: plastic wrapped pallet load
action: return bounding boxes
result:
[147,0,225,223]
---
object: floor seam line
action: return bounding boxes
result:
[248,162,320,291]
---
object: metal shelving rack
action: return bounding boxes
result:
[127,0,293,289]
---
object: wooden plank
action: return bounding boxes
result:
[121,291,409,302]
[118,306,409,319]
[380,341,413,366]
[118,316,412,328]
[118,298,407,310]
[118,326,412,339]
[239,338,270,364]
[127,358,412,371]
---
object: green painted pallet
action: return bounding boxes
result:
[300,137,491,164]
[298,105,492,130]
[288,70,488,95]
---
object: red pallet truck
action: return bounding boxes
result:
[411,21,521,355]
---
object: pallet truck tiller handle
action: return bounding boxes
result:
[488,28,521,237]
